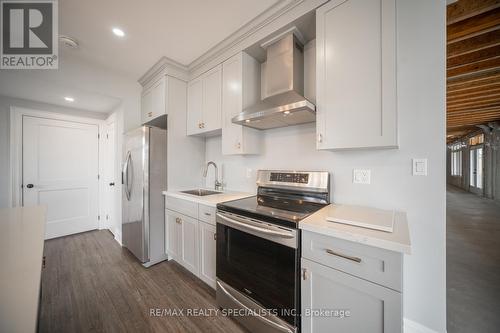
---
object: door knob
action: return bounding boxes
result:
[109,182,115,186]
[26,184,34,188]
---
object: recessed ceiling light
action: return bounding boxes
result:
[283,111,290,115]
[112,28,125,37]
[64,96,75,102]
[245,119,251,123]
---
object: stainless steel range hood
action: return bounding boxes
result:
[232,33,315,130]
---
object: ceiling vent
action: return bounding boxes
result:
[59,35,79,49]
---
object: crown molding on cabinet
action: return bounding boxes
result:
[138,56,189,88]
[138,0,328,86]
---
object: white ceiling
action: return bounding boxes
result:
[59,0,280,78]
[0,0,279,113]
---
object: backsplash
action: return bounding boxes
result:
[204,122,413,212]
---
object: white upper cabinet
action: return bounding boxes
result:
[141,76,167,124]
[222,53,261,155]
[187,78,203,135]
[187,65,222,136]
[316,0,397,150]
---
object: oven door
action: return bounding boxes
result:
[216,210,299,327]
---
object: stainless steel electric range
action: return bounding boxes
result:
[216,170,330,333]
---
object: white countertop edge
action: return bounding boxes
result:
[162,190,254,207]
[299,223,411,255]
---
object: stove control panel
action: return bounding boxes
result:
[270,172,309,184]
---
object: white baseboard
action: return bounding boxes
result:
[113,231,122,246]
[404,318,443,333]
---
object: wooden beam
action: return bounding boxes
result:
[448,68,500,83]
[448,91,500,105]
[448,102,500,113]
[448,110,500,119]
[448,118,500,126]
[447,84,500,96]
[447,56,500,78]
[447,29,500,57]
[447,8,500,42]
[446,72,500,93]
[447,44,500,68]
[447,0,500,25]
[448,97,500,109]
[448,113,500,120]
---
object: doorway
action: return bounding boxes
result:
[469,146,483,195]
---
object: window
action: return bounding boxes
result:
[451,150,462,176]
[469,133,484,146]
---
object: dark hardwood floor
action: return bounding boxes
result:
[39,230,246,333]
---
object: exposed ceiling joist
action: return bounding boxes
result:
[446,1,500,140]
[447,0,500,25]
[447,7,500,42]
[447,29,500,57]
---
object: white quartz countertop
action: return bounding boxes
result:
[300,204,411,254]
[162,189,254,207]
[0,205,46,333]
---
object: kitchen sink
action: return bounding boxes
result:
[181,189,221,196]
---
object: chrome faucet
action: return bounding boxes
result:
[203,161,222,191]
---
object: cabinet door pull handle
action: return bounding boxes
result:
[175,217,182,224]
[325,249,362,263]
[204,212,211,216]
[317,133,323,143]
[213,233,217,241]
[302,268,307,280]
[148,112,153,117]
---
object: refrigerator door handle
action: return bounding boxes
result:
[123,151,132,201]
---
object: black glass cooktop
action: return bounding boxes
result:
[217,193,327,228]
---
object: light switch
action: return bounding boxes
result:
[412,158,427,176]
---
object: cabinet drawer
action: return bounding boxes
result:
[165,196,198,219]
[198,205,216,225]
[302,231,402,291]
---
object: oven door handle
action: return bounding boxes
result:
[216,281,295,333]
[216,213,294,239]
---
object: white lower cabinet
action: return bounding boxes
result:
[165,209,181,261]
[301,258,401,333]
[198,222,216,288]
[301,230,403,333]
[165,202,217,289]
[180,214,199,275]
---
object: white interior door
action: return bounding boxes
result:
[104,122,116,231]
[23,116,99,239]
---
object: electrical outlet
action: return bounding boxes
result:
[246,168,253,179]
[353,169,371,184]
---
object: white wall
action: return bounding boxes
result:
[205,0,447,332]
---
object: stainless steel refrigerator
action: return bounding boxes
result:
[122,126,167,267]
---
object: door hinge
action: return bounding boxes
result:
[302,268,308,280]
[98,134,100,139]
[98,174,100,180]
[106,215,109,220]
[106,134,109,139]
[98,215,100,221]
